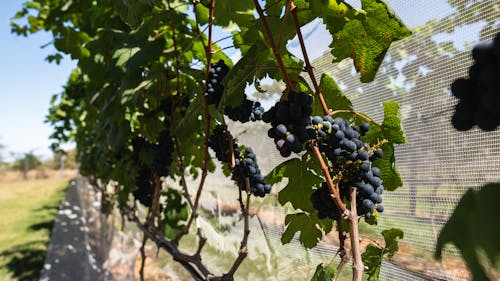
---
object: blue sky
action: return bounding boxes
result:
[0,0,452,162]
[0,0,76,161]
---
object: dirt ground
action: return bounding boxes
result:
[0,169,77,182]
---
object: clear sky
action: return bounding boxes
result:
[0,0,76,161]
[0,0,452,162]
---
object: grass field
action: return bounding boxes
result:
[0,178,68,281]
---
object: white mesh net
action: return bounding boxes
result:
[150,1,500,280]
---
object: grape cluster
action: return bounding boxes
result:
[153,130,174,177]
[208,125,234,163]
[451,32,500,131]
[232,147,272,197]
[225,99,265,122]
[205,60,229,105]
[308,116,385,219]
[130,128,174,206]
[133,167,154,207]
[311,183,340,219]
[208,125,272,197]
[262,91,314,157]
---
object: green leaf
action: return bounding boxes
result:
[435,184,500,281]
[53,27,90,59]
[362,228,403,281]
[325,0,411,82]
[313,73,353,116]
[309,0,358,18]
[362,244,383,281]
[221,42,272,107]
[269,154,323,211]
[361,101,405,191]
[381,102,406,144]
[162,189,189,239]
[372,143,402,191]
[194,4,209,25]
[281,212,332,249]
[213,0,254,27]
[310,262,336,281]
[382,228,404,258]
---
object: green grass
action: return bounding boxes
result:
[0,178,68,281]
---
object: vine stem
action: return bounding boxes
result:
[123,206,208,280]
[174,138,195,210]
[139,232,148,281]
[334,217,350,280]
[331,109,381,126]
[290,2,330,115]
[310,145,347,214]
[253,0,349,218]
[349,187,364,281]
[210,179,251,281]
[256,2,366,280]
[253,0,293,89]
[180,0,216,239]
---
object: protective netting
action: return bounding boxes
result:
[150,1,500,280]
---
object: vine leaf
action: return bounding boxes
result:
[372,143,401,191]
[221,42,273,107]
[281,212,333,249]
[313,73,353,116]
[194,4,209,25]
[267,153,323,211]
[212,0,254,27]
[308,0,359,18]
[381,102,406,144]
[435,184,500,281]
[162,189,189,239]
[361,101,405,191]
[53,27,90,60]
[362,228,404,281]
[310,262,336,281]
[324,0,411,82]
[114,0,152,28]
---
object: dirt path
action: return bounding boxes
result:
[39,179,110,281]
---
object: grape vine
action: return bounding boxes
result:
[13,0,411,280]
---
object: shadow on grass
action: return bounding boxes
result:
[0,240,48,281]
[0,184,68,281]
[29,221,55,232]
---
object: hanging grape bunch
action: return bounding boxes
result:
[209,125,272,197]
[130,129,174,207]
[262,91,313,157]
[225,99,265,123]
[451,32,500,131]
[309,117,385,220]
[204,60,264,122]
[133,167,154,207]
[205,60,229,105]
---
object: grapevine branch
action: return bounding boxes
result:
[290,2,330,115]
[331,109,381,127]
[253,0,293,89]
[174,138,195,210]
[180,0,216,240]
[290,3,366,280]
[123,206,208,280]
[253,0,348,218]
[310,145,347,214]
[334,216,351,281]
[349,187,364,280]
[210,179,251,281]
[139,232,148,281]
[255,1,366,280]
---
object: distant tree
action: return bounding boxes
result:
[12,151,42,180]
[50,149,77,170]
